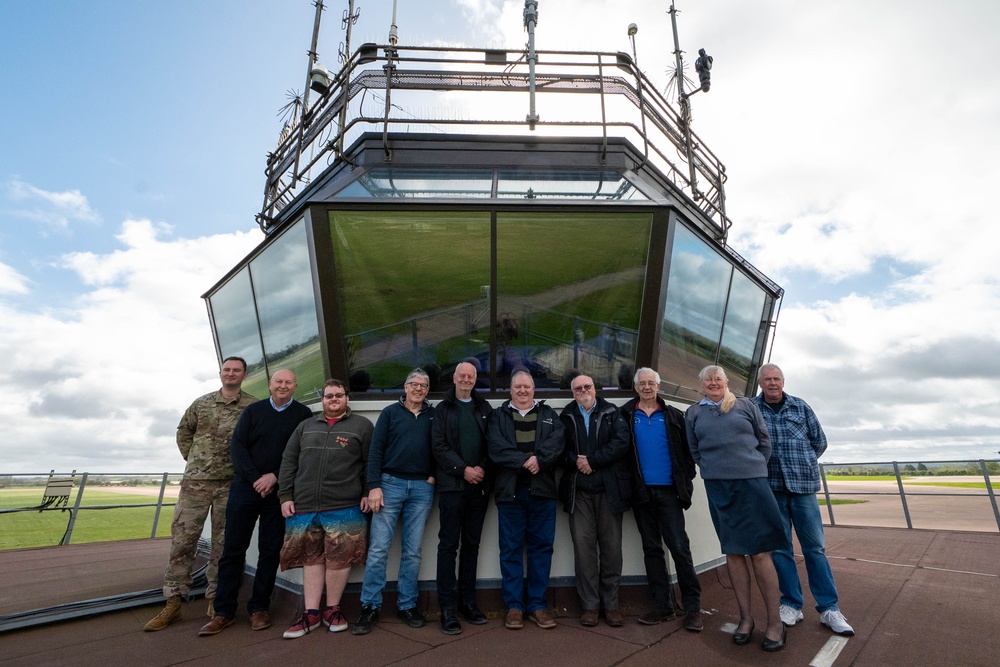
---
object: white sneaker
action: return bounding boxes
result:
[820,609,855,636]
[779,604,804,626]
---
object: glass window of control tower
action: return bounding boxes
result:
[208,267,268,398]
[658,224,770,398]
[249,219,323,401]
[495,211,650,390]
[329,210,491,393]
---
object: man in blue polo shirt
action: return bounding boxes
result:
[620,367,702,632]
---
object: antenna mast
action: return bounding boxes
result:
[668,1,698,199]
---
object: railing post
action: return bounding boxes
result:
[150,473,170,539]
[411,318,419,367]
[62,472,89,545]
[978,459,1000,533]
[892,461,913,529]
[820,464,836,525]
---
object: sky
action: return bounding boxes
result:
[2,0,999,473]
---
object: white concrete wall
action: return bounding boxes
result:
[233,396,723,592]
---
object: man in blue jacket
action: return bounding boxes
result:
[353,369,436,635]
[621,367,702,632]
[559,373,631,628]
[488,369,564,631]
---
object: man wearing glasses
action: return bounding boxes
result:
[276,379,374,638]
[558,374,632,628]
[620,367,703,632]
[353,369,436,635]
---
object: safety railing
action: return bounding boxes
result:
[818,459,1000,533]
[258,43,731,237]
[0,471,181,549]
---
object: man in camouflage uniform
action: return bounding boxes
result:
[144,356,257,631]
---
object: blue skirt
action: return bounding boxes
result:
[704,478,787,555]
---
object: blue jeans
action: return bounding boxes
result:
[770,491,839,612]
[496,486,556,613]
[360,474,434,610]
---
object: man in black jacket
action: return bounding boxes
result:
[559,373,631,628]
[199,369,313,636]
[431,362,492,634]
[621,367,702,632]
[488,370,564,631]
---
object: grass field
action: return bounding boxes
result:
[818,499,868,506]
[906,481,988,489]
[0,488,176,551]
[824,475,909,482]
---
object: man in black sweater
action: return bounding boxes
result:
[199,369,313,636]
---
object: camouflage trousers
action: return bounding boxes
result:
[163,478,230,598]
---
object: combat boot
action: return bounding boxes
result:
[144,595,182,632]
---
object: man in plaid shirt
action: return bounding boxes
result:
[753,364,854,637]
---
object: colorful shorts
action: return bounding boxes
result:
[279,506,368,571]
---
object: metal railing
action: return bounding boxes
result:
[0,471,181,547]
[818,459,1000,533]
[258,43,731,237]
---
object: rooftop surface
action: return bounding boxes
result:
[2,526,998,666]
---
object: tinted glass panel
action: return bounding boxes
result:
[249,220,323,401]
[497,170,646,201]
[659,224,732,400]
[335,168,494,198]
[496,212,650,390]
[207,268,268,398]
[719,271,768,395]
[329,210,491,392]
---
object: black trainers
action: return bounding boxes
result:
[352,605,379,635]
[396,607,426,628]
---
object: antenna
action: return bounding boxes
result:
[523,1,540,129]
[667,1,707,201]
[389,0,399,46]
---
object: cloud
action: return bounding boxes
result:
[6,178,100,232]
[0,219,260,473]
[0,261,29,295]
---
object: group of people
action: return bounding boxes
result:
[143,355,852,654]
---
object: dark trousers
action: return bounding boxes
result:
[568,489,623,611]
[436,485,489,610]
[213,477,285,618]
[633,485,701,613]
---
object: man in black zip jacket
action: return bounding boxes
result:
[488,369,564,631]
[431,361,493,634]
[558,373,632,628]
[620,367,702,632]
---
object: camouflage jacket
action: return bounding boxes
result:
[177,389,257,480]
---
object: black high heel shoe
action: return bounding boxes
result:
[762,626,786,652]
[733,619,754,645]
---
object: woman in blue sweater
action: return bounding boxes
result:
[685,365,787,652]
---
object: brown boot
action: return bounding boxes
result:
[144,596,182,632]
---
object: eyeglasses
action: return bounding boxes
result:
[572,384,594,393]
[406,382,429,390]
[323,393,347,400]
[636,381,658,388]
